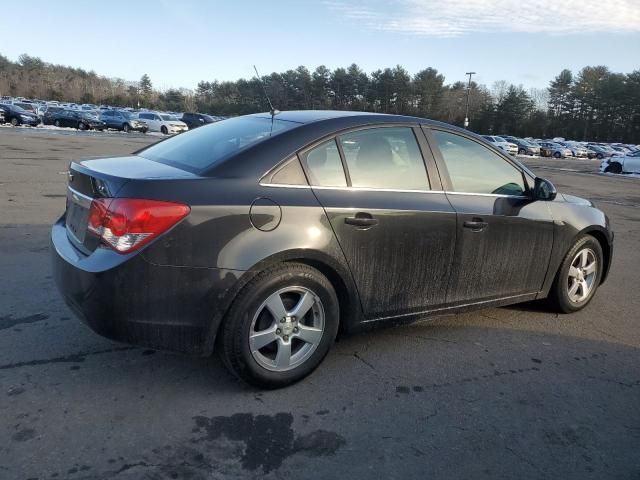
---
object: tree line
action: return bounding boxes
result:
[1,53,638,142]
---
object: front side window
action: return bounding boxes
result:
[338,127,429,190]
[303,139,347,187]
[432,130,526,196]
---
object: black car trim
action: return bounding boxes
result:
[361,291,538,324]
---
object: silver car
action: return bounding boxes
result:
[538,141,573,159]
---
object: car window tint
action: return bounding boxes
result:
[338,127,429,190]
[139,116,299,172]
[303,139,347,187]
[269,157,308,185]
[432,130,526,196]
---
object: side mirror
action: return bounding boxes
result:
[533,177,557,201]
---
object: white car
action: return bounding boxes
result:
[137,112,188,135]
[482,135,518,156]
[601,150,640,174]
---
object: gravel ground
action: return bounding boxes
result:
[0,127,638,480]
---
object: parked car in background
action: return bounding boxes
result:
[0,104,40,126]
[601,150,640,174]
[41,106,65,124]
[47,109,106,130]
[586,144,614,160]
[482,135,517,155]
[537,141,572,158]
[137,112,188,134]
[0,108,4,123]
[11,102,38,114]
[503,136,541,156]
[179,112,216,130]
[555,141,589,158]
[100,110,148,133]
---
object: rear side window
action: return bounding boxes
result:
[302,139,347,187]
[338,127,429,190]
[432,130,526,196]
[138,116,299,173]
[268,157,308,185]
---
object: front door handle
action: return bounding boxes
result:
[463,218,488,232]
[345,213,378,228]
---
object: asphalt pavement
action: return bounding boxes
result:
[1,127,638,479]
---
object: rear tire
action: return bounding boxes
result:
[548,235,603,313]
[218,263,339,389]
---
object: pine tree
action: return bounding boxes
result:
[139,74,153,107]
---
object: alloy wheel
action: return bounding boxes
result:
[567,248,597,303]
[249,286,325,372]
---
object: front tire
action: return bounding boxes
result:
[10,117,19,126]
[548,235,603,313]
[78,122,87,130]
[604,162,623,174]
[54,119,61,127]
[518,148,526,155]
[219,263,339,389]
[553,151,561,158]
[123,123,130,133]
[161,125,168,135]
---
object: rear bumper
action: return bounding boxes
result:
[51,217,242,355]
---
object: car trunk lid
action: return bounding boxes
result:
[65,155,195,254]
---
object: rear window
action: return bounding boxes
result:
[138,116,299,173]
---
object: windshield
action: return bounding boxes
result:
[138,116,300,172]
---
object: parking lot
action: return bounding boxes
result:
[1,127,639,479]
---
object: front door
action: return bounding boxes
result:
[426,128,554,304]
[302,126,457,319]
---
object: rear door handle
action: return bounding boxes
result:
[463,218,488,232]
[345,213,378,228]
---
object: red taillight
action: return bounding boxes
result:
[87,198,190,253]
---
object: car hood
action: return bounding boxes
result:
[561,193,594,207]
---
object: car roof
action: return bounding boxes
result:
[246,110,445,126]
[207,110,483,177]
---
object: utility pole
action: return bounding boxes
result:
[464,71,476,128]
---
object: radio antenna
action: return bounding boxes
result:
[253,65,278,117]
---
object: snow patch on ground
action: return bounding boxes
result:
[0,123,166,137]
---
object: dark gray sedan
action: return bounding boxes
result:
[52,111,613,388]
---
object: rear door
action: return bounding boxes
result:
[302,125,457,320]
[425,128,554,304]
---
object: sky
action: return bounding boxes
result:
[3,0,639,91]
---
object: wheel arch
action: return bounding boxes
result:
[580,227,612,285]
[201,248,363,356]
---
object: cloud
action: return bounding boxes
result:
[323,0,640,37]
